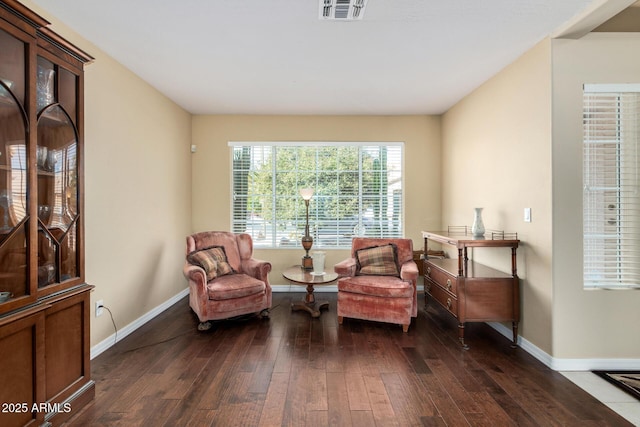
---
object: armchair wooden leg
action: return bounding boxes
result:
[338,316,344,325]
[402,324,409,333]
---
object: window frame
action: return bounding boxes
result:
[229,141,405,249]
[583,84,640,290]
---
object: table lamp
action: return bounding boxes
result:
[300,188,314,270]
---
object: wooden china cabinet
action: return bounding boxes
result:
[0,1,94,426]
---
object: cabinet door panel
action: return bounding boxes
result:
[45,297,83,400]
[464,278,516,320]
[0,311,45,427]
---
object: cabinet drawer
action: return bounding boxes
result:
[427,282,459,317]
[425,263,458,295]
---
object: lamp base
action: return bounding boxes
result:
[302,255,313,271]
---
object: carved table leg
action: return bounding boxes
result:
[291,284,329,318]
[305,284,315,303]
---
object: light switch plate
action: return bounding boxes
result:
[524,208,531,223]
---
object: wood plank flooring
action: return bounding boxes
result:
[64,292,632,426]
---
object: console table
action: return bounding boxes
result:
[422,227,520,349]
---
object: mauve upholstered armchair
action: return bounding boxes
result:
[334,237,419,332]
[183,231,272,331]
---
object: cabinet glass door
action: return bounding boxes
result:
[0,29,29,304]
[37,104,79,286]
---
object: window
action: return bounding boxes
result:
[230,142,403,248]
[583,84,640,289]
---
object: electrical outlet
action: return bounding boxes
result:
[96,300,104,317]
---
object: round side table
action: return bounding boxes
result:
[282,265,338,318]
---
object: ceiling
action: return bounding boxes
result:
[29,0,635,115]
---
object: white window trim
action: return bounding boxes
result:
[228,141,405,249]
[583,83,640,290]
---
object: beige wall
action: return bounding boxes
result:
[191,115,441,283]
[23,1,194,348]
[551,33,640,359]
[441,40,554,353]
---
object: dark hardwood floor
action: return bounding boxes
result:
[64,292,632,426]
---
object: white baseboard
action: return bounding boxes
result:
[487,321,640,371]
[90,288,190,360]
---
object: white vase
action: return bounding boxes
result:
[471,207,485,237]
[311,251,325,275]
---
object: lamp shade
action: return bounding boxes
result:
[299,188,314,200]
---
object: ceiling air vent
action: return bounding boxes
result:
[320,0,368,20]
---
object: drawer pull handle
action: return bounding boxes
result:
[446,298,452,310]
[426,266,431,275]
[446,279,452,291]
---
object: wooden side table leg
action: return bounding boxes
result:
[291,300,329,318]
[511,321,519,348]
[458,322,469,350]
[305,284,315,304]
[291,283,329,318]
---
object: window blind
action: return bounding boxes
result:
[230,143,404,249]
[583,87,640,289]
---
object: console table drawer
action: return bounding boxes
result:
[427,281,458,317]
[425,262,458,295]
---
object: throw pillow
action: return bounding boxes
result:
[187,245,235,281]
[355,243,400,277]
